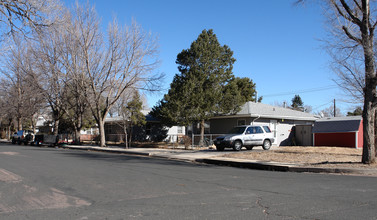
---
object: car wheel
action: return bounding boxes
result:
[233,140,242,151]
[262,140,271,150]
[216,145,225,151]
[246,146,253,150]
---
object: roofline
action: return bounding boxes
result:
[211,114,319,121]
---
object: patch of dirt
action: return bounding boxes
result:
[223,147,377,169]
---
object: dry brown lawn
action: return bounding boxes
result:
[223,146,377,169]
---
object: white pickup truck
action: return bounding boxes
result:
[214,125,275,151]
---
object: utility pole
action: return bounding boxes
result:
[334,99,336,117]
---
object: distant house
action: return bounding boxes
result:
[209,102,319,146]
[312,116,363,148]
[104,110,185,144]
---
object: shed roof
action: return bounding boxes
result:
[312,116,362,133]
[213,102,319,121]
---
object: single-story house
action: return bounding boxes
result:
[209,102,320,146]
[104,110,185,143]
[312,116,363,148]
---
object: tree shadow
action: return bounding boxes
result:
[56,150,204,168]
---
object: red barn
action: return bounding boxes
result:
[312,116,363,149]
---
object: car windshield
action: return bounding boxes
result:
[228,127,246,134]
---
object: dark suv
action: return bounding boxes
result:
[11,130,35,145]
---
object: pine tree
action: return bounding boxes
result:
[291,95,304,111]
[152,29,256,146]
[123,91,146,147]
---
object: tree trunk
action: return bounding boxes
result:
[122,123,128,149]
[98,118,106,147]
[53,119,59,136]
[129,125,133,147]
[199,119,205,147]
[7,125,11,140]
[17,117,22,131]
[360,2,376,163]
[375,109,377,157]
[362,95,376,163]
[125,130,128,149]
[74,129,81,145]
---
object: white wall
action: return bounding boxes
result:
[164,126,186,143]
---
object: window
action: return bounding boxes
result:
[255,126,264,134]
[246,127,256,134]
[237,119,246,126]
[246,126,263,134]
[146,124,151,135]
[263,126,271,133]
[177,126,183,134]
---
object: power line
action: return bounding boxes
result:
[262,85,338,98]
[312,101,333,110]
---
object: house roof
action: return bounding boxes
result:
[213,102,319,121]
[312,116,362,133]
[105,109,158,123]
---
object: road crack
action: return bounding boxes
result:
[256,197,270,217]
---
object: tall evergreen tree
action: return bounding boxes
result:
[291,95,304,111]
[153,29,254,146]
[232,77,259,103]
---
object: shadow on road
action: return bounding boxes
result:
[57,149,206,168]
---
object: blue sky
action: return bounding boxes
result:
[64,0,357,114]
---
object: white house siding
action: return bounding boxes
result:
[210,118,313,146]
[164,126,186,143]
[208,102,318,146]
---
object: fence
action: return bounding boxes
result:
[105,134,126,143]
[92,133,225,148]
[104,134,185,144]
[191,134,224,148]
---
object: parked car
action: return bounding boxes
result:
[214,125,274,151]
[11,130,35,145]
[34,134,59,146]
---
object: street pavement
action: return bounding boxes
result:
[59,144,377,176]
[1,143,377,219]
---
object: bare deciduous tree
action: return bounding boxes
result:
[297,0,377,164]
[0,0,62,39]
[0,38,44,132]
[316,106,343,117]
[30,23,68,135]
[70,3,162,147]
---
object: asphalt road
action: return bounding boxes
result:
[0,143,377,220]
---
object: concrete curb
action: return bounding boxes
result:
[198,158,377,175]
[288,166,377,175]
[197,158,291,172]
[61,145,377,175]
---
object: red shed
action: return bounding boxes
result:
[312,116,363,148]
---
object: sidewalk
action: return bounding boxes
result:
[60,144,377,176]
